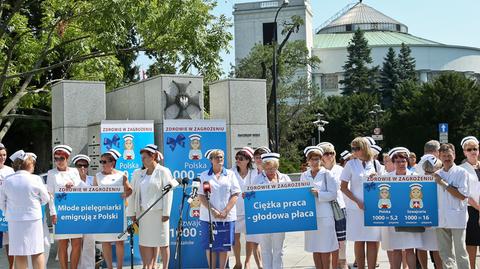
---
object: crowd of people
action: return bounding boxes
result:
[0,135,479,269]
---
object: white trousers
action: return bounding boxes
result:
[260,233,285,269]
[436,228,470,269]
[78,234,96,269]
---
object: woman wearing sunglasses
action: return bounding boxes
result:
[47,145,83,269]
[94,149,132,269]
[231,147,263,269]
[318,142,348,269]
[340,137,381,269]
[300,146,339,269]
[459,136,480,269]
[72,154,96,269]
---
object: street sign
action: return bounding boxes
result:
[438,123,448,134]
[439,133,448,143]
[372,134,383,141]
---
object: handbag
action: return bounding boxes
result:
[324,173,346,221]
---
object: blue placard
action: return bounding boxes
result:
[438,123,448,133]
[364,175,438,226]
[244,182,318,234]
[163,120,227,180]
[0,210,6,232]
[168,186,208,269]
[54,186,125,234]
[101,121,154,180]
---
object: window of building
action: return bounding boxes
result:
[345,24,352,32]
[321,74,339,90]
[263,22,277,45]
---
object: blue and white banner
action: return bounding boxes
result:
[54,186,125,234]
[168,186,207,269]
[364,175,438,226]
[101,120,154,180]
[244,181,317,234]
[163,120,227,180]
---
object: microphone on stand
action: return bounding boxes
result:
[187,178,201,204]
[203,181,211,198]
[163,177,181,191]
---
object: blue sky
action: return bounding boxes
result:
[137,0,480,77]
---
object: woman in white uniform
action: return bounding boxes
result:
[72,154,96,269]
[300,146,339,269]
[318,142,348,269]
[340,137,381,269]
[0,143,15,269]
[94,149,132,269]
[47,145,83,269]
[381,147,424,269]
[459,136,480,269]
[0,150,50,269]
[252,152,291,269]
[231,146,262,269]
[198,149,241,269]
[127,144,174,269]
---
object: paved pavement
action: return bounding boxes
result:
[1,231,456,269]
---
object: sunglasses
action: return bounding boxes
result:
[54,157,66,162]
[309,157,321,161]
[466,148,479,152]
[323,152,335,156]
[75,164,89,168]
[351,146,361,152]
[235,156,247,161]
[214,156,224,160]
[99,160,112,164]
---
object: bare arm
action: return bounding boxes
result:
[340,180,363,210]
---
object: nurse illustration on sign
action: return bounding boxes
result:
[188,134,202,160]
[47,145,83,269]
[377,184,392,209]
[340,137,381,269]
[123,134,135,160]
[409,184,423,209]
[300,146,339,269]
[252,152,291,269]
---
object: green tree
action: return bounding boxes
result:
[340,29,379,95]
[0,0,232,140]
[385,72,480,156]
[380,47,400,106]
[398,43,417,81]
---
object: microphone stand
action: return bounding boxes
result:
[174,181,189,269]
[206,191,215,269]
[118,186,173,269]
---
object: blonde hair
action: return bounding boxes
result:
[263,159,279,169]
[209,149,224,160]
[351,137,374,161]
[12,156,36,171]
[462,140,478,150]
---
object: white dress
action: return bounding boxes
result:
[340,159,381,242]
[47,168,83,240]
[95,171,127,242]
[300,168,339,253]
[231,167,261,244]
[0,171,50,255]
[380,171,424,251]
[79,175,96,269]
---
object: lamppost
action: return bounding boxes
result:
[369,104,384,142]
[313,113,329,145]
[272,0,289,153]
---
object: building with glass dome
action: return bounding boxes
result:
[234,0,480,95]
